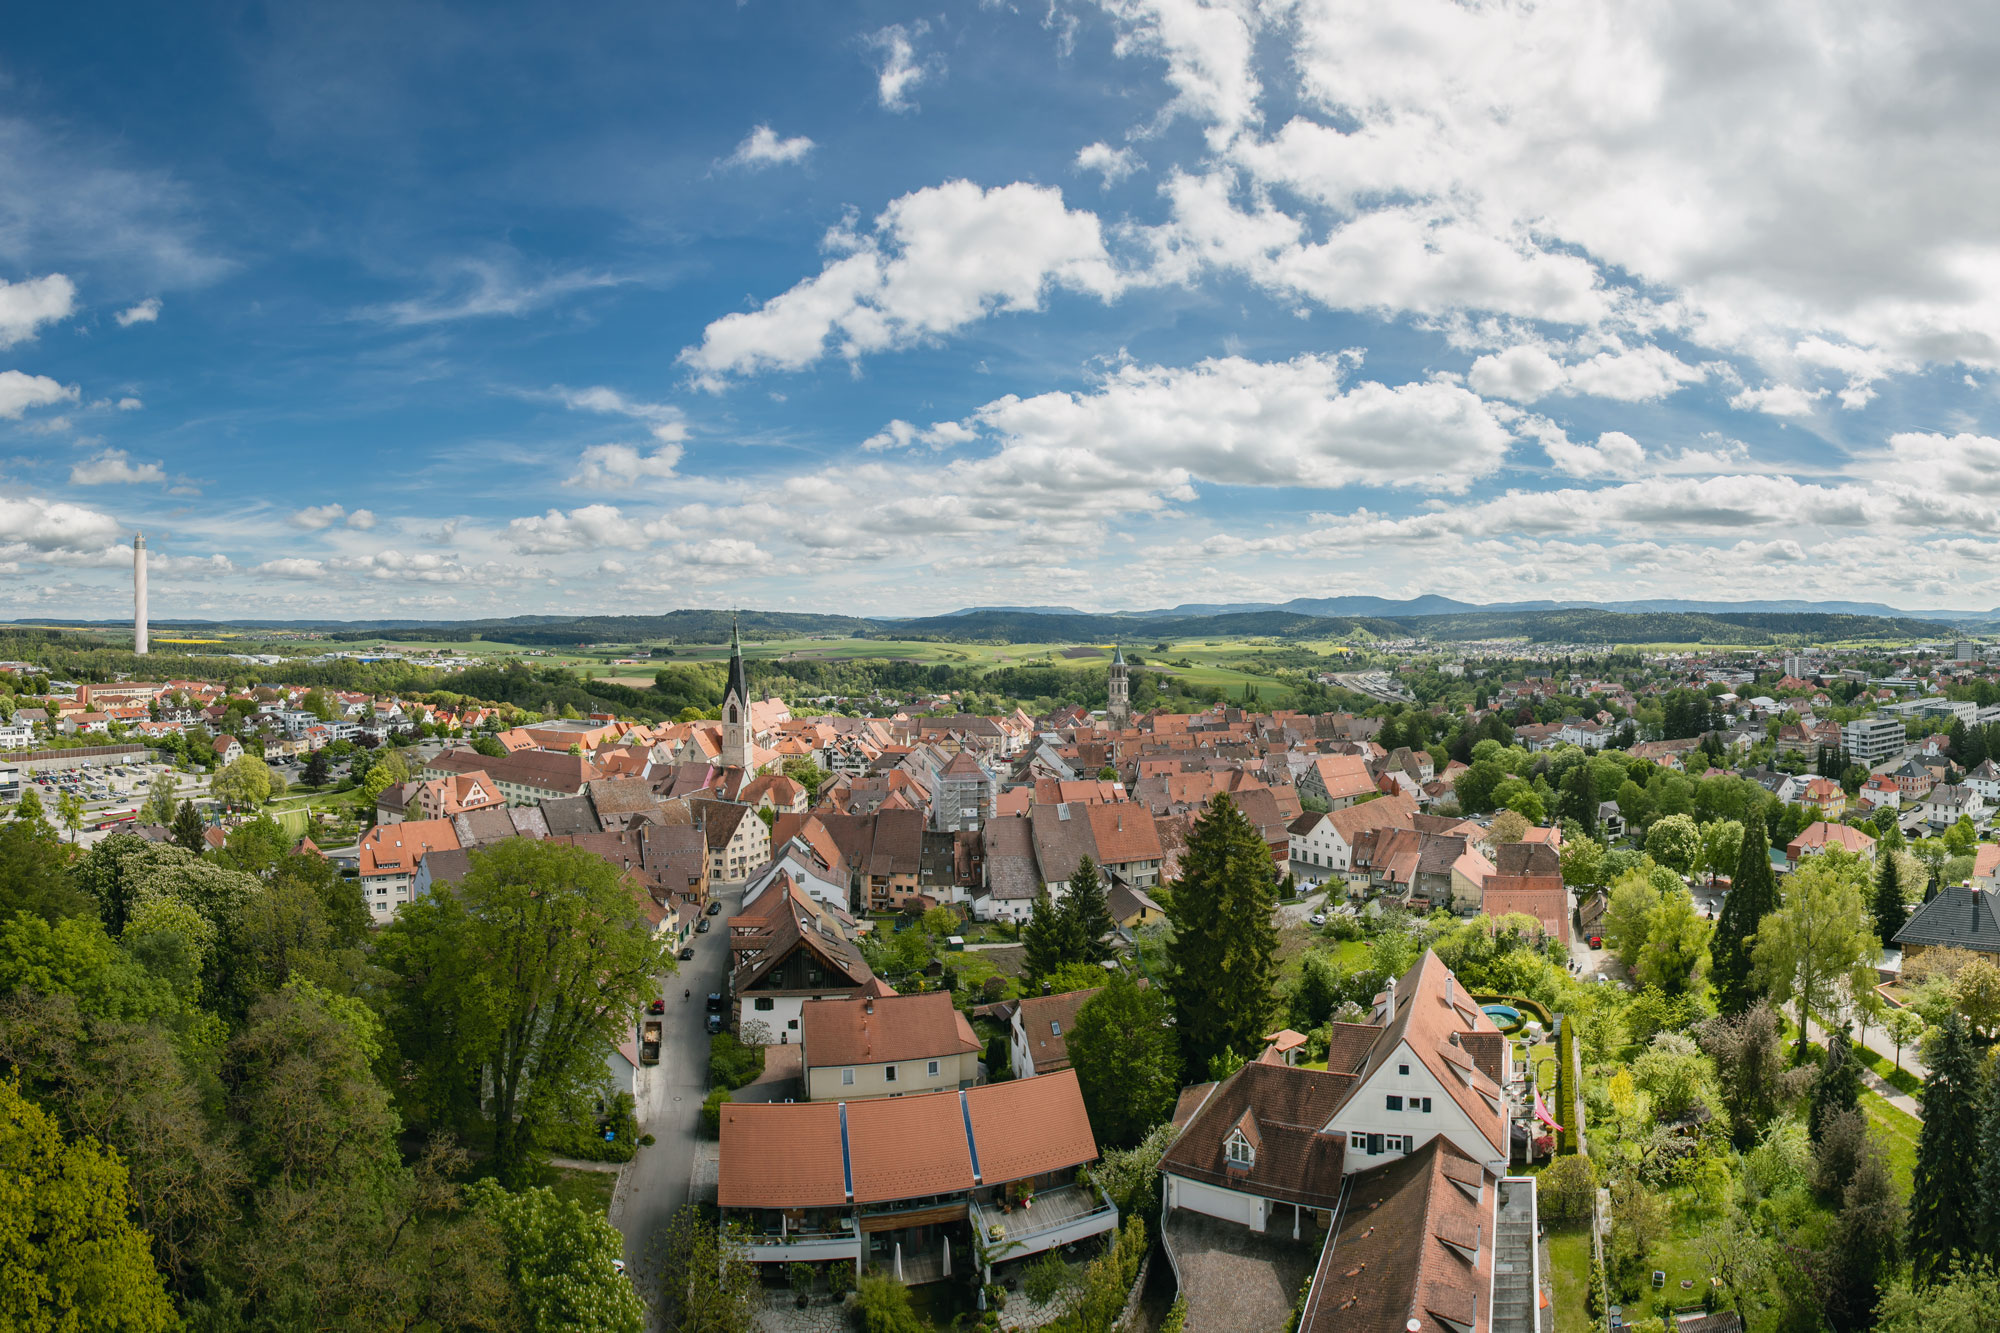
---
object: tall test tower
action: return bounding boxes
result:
[134,532,149,655]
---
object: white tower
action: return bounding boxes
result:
[720,617,751,771]
[1107,644,1130,729]
[133,532,149,656]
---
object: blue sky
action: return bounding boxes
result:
[8,1,2000,620]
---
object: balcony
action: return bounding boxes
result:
[971,1183,1119,1270]
[731,1216,864,1266]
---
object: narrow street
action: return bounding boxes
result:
[616,881,741,1301]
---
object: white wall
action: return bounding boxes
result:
[1165,1175,1263,1230]
[1327,1039,1507,1175]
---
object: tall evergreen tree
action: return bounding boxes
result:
[1977,1058,2000,1254]
[169,798,206,855]
[1022,888,1082,982]
[1824,1129,1905,1333]
[1912,1013,1984,1286]
[1872,850,1908,946]
[1163,795,1280,1078]
[1711,819,1778,1015]
[1559,762,1598,836]
[1062,856,1116,965]
[1809,1027,1863,1143]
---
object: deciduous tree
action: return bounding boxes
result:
[1751,849,1876,1062]
[470,1179,645,1333]
[1067,970,1179,1147]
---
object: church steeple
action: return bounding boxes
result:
[721,614,752,771]
[1107,643,1130,729]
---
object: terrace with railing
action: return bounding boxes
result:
[971,1182,1119,1273]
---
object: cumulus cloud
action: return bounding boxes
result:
[506,504,668,553]
[0,495,122,550]
[256,558,328,579]
[866,23,940,112]
[681,180,1126,384]
[1470,342,1703,403]
[290,503,378,530]
[0,273,76,347]
[860,419,977,452]
[0,370,77,419]
[1075,142,1141,187]
[564,443,684,487]
[551,384,687,442]
[725,125,815,169]
[69,448,166,485]
[1729,383,1825,417]
[1531,426,1647,480]
[115,298,161,327]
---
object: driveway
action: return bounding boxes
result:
[617,882,740,1296]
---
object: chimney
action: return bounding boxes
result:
[864,996,873,1015]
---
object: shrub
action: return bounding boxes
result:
[708,1032,765,1090]
[855,1273,925,1333]
[701,1087,732,1138]
[790,1262,815,1294]
[1024,1251,1072,1304]
[540,1090,639,1162]
[639,1133,655,1147]
[828,1262,854,1298]
[1539,1153,1596,1223]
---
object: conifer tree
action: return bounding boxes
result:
[1164,794,1280,1077]
[1977,1058,2000,1254]
[170,797,207,855]
[1912,1013,1984,1286]
[1872,851,1908,947]
[1062,855,1116,965]
[1022,888,1081,982]
[1711,819,1778,1015]
[1809,1027,1863,1143]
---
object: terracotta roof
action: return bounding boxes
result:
[1160,1060,1352,1209]
[1085,801,1162,866]
[1171,1082,1218,1129]
[358,818,461,878]
[1310,754,1375,802]
[1014,987,1101,1073]
[1324,793,1419,844]
[1356,952,1507,1162]
[962,1070,1098,1184]
[1321,1022,1381,1075]
[844,1091,976,1202]
[800,992,980,1069]
[1482,881,1571,946]
[716,1101,847,1208]
[1296,1137,1493,1333]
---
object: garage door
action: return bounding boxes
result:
[1173,1178,1259,1229]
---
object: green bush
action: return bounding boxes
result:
[855,1273,925,1333]
[701,1086,733,1138]
[1556,1014,1578,1153]
[540,1090,639,1162]
[709,1032,766,1090]
[1024,1251,1072,1304]
[828,1262,854,1298]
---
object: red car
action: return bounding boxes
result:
[647,998,665,1014]
[1587,935,1603,949]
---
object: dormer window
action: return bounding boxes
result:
[1225,1130,1255,1168]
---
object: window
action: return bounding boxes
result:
[885,1066,898,1083]
[1421,1097,1432,1113]
[1050,1020,1061,1035]
[754,998,775,1012]
[928,1060,940,1077]
[1386,1094,1403,1111]
[1386,1135,1408,1153]
[1366,1133,1383,1155]
[1225,1131,1254,1167]
[841,1069,854,1086]
[1398,1063,1410,1076]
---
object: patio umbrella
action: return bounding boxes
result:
[894,1242,903,1283]
[943,1239,951,1276]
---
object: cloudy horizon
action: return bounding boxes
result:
[7,2,2000,620]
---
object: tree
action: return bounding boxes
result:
[1697,819,1743,886]
[55,789,85,843]
[471,732,508,758]
[1825,1125,1905,1333]
[1700,1002,1793,1146]
[1912,1013,1983,1286]
[212,753,277,808]
[1644,813,1700,875]
[1886,1006,1926,1074]
[1163,795,1280,1076]
[1808,1027,1863,1142]
[1558,835,1604,890]
[1538,1153,1596,1223]
[382,838,671,1184]
[1877,1259,2000,1333]
[169,797,207,854]
[1712,820,1779,1016]
[1978,1058,2000,1254]
[1022,888,1083,981]
[1873,848,1908,944]
[1603,863,1664,970]
[780,756,830,802]
[11,784,44,829]
[0,819,90,923]
[1487,809,1531,844]
[469,1179,645,1333]
[1752,849,1877,1062]
[1067,971,1179,1147]
[1635,886,1711,997]
[1061,856,1115,965]
[1559,761,1599,836]
[656,1206,759,1333]
[0,1077,178,1333]
[141,771,180,825]
[302,748,332,789]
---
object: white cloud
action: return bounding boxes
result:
[0,495,121,550]
[345,508,377,530]
[1729,383,1825,417]
[68,448,166,485]
[1532,425,1647,479]
[114,298,161,327]
[1075,142,1141,187]
[1877,433,2000,498]
[255,558,329,579]
[506,504,668,553]
[291,503,349,529]
[551,384,687,442]
[0,273,76,347]
[1470,342,1703,403]
[363,257,620,325]
[1099,0,1263,149]
[725,125,815,170]
[564,443,684,487]
[1467,346,1566,403]
[866,23,940,112]
[682,180,1125,384]
[860,419,976,452]
[115,397,142,411]
[0,370,77,419]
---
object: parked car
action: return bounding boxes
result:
[705,900,722,915]
[1309,913,1327,926]
[678,946,695,961]
[1587,935,1603,949]
[695,919,711,933]
[648,998,665,1014]
[705,1013,723,1035]
[705,993,723,1013]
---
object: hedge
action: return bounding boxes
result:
[1555,1013,1578,1154]
[1470,992,1555,1028]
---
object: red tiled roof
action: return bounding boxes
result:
[800,992,980,1069]
[716,1101,847,1208]
[844,1092,975,1203]
[962,1069,1098,1185]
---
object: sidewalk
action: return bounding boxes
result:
[1804,1016,1923,1120]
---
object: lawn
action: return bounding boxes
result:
[1857,1044,1923,1097]
[546,1165,618,1216]
[1860,1088,1920,1198]
[1545,1223,1593,1332]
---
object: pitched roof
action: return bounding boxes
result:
[1481,881,1572,946]
[1324,792,1420,844]
[1356,952,1508,1162]
[962,1070,1099,1184]
[358,818,461,878]
[1159,1060,1353,1209]
[715,1101,848,1208]
[845,1090,974,1202]
[1014,987,1101,1073]
[1296,1137,1494,1333]
[800,992,980,1070]
[1894,883,2000,953]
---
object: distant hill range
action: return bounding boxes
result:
[12,600,1967,647]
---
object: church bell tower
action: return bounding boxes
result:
[1107,644,1130,729]
[721,617,752,771]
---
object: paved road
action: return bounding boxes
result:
[617,882,740,1301]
